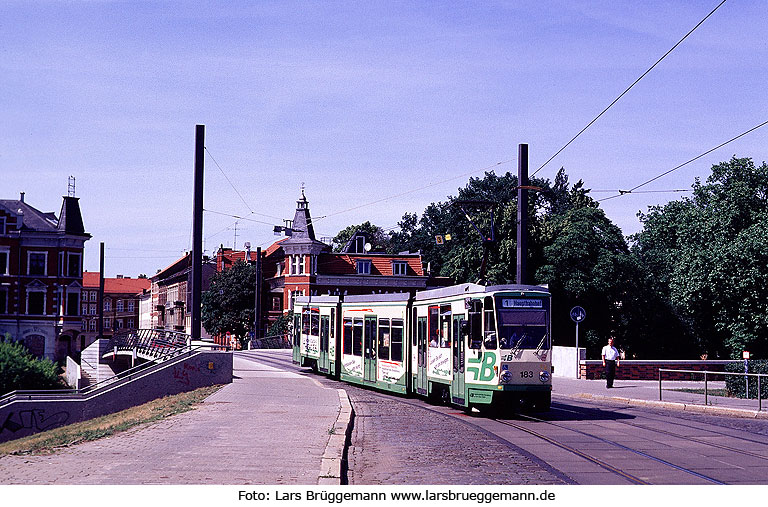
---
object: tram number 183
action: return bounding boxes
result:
[520,370,534,379]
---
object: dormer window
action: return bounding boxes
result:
[392,261,407,276]
[356,260,371,275]
[355,236,365,254]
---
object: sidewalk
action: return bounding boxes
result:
[0,351,352,485]
[553,376,768,419]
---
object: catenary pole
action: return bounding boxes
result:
[191,125,205,342]
[516,144,529,285]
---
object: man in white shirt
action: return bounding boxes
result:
[601,336,620,388]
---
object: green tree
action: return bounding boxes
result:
[632,157,768,359]
[201,260,257,347]
[0,338,66,395]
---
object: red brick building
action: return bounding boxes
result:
[0,192,90,361]
[216,192,445,336]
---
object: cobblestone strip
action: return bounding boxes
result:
[344,386,570,485]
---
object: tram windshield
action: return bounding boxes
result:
[494,297,549,350]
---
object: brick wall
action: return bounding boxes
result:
[580,360,740,380]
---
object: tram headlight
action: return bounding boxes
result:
[500,370,513,384]
[539,371,551,383]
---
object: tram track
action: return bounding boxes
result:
[552,400,768,461]
[506,413,725,485]
[236,350,766,484]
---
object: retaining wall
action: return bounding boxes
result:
[580,360,740,380]
[0,350,232,443]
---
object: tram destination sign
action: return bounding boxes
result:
[501,298,543,309]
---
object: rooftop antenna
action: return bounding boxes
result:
[68,176,76,197]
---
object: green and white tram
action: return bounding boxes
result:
[293,283,552,412]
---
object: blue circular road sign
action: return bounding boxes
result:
[570,306,586,323]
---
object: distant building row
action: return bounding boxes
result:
[0,190,444,360]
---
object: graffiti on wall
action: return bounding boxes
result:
[1,409,70,434]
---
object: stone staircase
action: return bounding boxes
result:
[79,339,115,387]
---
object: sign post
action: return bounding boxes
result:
[744,351,750,397]
[570,306,586,379]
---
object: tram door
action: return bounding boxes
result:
[364,316,377,383]
[292,313,301,364]
[319,315,330,373]
[416,316,428,395]
[451,315,465,404]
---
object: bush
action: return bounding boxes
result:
[0,340,66,395]
[725,360,768,399]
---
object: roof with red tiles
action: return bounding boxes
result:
[82,271,151,294]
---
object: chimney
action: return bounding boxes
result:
[20,192,25,203]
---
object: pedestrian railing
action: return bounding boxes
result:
[0,342,226,409]
[103,328,190,360]
[658,368,767,411]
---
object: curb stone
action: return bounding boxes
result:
[318,388,353,485]
[561,393,768,420]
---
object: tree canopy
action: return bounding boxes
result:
[201,260,257,347]
[632,157,768,359]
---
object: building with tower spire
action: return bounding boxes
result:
[216,191,446,340]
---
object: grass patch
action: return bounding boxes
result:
[0,384,223,456]
[669,388,730,396]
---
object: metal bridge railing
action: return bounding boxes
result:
[104,328,191,360]
[659,368,767,412]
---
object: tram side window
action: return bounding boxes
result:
[378,318,390,360]
[353,318,363,356]
[330,308,336,339]
[439,305,451,348]
[302,308,311,336]
[343,318,353,355]
[391,319,404,362]
[468,300,483,349]
[428,306,439,347]
[483,296,497,349]
[310,308,320,336]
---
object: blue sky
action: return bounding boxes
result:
[2,0,766,277]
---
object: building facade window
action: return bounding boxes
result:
[90,291,97,302]
[356,260,372,275]
[0,248,9,275]
[67,252,82,277]
[289,289,304,310]
[66,291,80,316]
[104,317,112,330]
[0,216,5,235]
[290,255,305,275]
[0,287,7,314]
[28,252,47,276]
[272,296,282,311]
[82,303,88,315]
[27,290,45,315]
[89,319,96,332]
[89,304,96,315]
[392,261,407,276]
[104,299,111,312]
[127,300,135,312]
[126,318,134,329]
[116,299,124,312]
